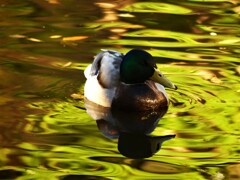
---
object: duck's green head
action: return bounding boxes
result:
[120,49,177,89]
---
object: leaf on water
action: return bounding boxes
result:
[118,13,135,18]
[27,38,43,42]
[50,35,62,39]
[62,36,88,42]
[62,61,72,68]
[9,34,26,39]
[71,93,84,100]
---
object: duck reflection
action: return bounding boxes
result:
[85,99,175,159]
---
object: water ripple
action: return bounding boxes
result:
[1,0,240,179]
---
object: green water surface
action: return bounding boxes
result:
[0,0,239,179]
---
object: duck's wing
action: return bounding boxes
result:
[90,50,124,75]
[84,50,124,108]
[89,51,105,76]
[88,50,124,88]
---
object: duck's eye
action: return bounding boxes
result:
[158,74,162,77]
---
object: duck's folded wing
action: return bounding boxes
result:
[84,50,124,107]
[91,50,124,88]
[91,50,123,75]
[90,51,105,76]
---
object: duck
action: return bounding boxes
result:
[84,49,177,111]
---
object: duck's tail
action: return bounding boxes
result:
[84,64,92,79]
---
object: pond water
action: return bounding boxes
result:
[0,0,240,179]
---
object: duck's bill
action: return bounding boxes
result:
[150,68,177,90]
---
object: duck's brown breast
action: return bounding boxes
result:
[112,81,168,111]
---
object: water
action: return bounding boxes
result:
[0,0,239,179]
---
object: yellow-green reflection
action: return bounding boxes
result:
[0,0,239,179]
[120,2,193,14]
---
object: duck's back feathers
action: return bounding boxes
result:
[84,50,124,107]
[97,51,123,88]
[85,50,123,88]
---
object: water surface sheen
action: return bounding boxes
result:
[0,0,239,179]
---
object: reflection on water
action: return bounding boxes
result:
[0,0,240,179]
[85,98,175,158]
[118,133,175,159]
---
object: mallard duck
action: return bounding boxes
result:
[84,49,177,111]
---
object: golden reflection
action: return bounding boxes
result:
[233,6,240,14]
[50,35,62,39]
[47,0,59,4]
[226,164,240,180]
[140,160,184,174]
[236,66,240,75]
[62,36,88,42]
[95,1,134,22]
[9,34,43,42]
[94,0,137,41]
[196,70,222,84]
[110,28,127,34]
[27,38,42,42]
[94,2,118,22]
[118,13,135,18]
[9,34,26,39]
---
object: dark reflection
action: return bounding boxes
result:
[0,169,23,180]
[61,175,111,180]
[118,133,175,159]
[85,99,175,159]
